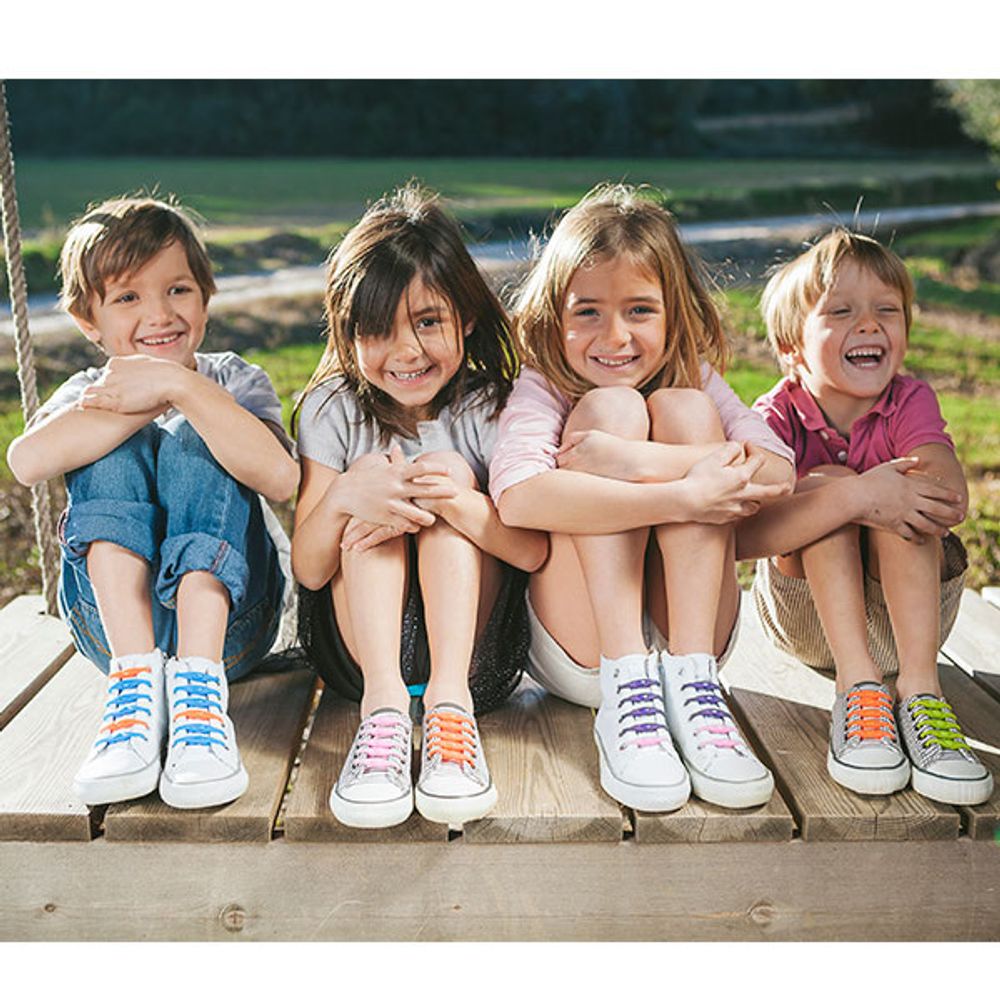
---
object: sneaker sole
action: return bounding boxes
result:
[827,749,911,796]
[330,788,414,828]
[159,765,249,810]
[687,766,775,809]
[414,783,498,825]
[595,734,690,812]
[73,757,161,806]
[911,766,994,806]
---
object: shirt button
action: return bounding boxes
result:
[820,431,829,441]
[837,450,848,462]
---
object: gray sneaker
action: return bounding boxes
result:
[896,693,994,806]
[329,708,414,828]
[415,703,497,824]
[827,681,910,795]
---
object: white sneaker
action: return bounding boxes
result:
[159,656,248,809]
[415,703,497,824]
[73,650,167,805]
[330,708,414,828]
[661,651,775,809]
[593,652,690,812]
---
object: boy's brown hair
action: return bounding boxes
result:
[58,196,216,322]
[513,183,729,400]
[761,229,914,375]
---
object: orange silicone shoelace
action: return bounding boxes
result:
[425,710,477,766]
[845,687,897,742]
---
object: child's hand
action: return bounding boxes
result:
[857,457,966,542]
[79,355,178,416]
[337,447,457,533]
[683,442,791,523]
[556,429,638,481]
[341,520,407,553]
[412,470,464,519]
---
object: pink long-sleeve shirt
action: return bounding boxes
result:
[488,365,796,505]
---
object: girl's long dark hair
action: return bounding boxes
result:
[294,183,518,442]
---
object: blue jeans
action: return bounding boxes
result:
[58,416,284,681]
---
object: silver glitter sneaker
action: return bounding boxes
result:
[827,681,910,795]
[415,703,497,824]
[897,693,994,806]
[330,708,414,828]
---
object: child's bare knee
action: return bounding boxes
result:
[568,386,648,438]
[648,387,722,443]
[421,450,476,487]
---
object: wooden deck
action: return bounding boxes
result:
[1,590,998,941]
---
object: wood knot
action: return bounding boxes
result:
[220,903,246,933]
[747,900,775,926]
[43,903,56,914]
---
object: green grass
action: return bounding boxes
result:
[11,155,998,235]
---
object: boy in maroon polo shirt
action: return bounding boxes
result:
[737,229,992,806]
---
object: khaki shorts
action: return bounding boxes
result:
[525,590,742,709]
[751,532,967,677]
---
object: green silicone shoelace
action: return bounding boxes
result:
[909,697,969,751]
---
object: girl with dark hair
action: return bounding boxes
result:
[292,185,546,829]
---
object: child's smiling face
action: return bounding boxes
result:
[355,276,469,419]
[74,241,208,369]
[561,255,667,389]
[786,260,908,429]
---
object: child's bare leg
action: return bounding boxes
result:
[86,541,156,657]
[333,525,410,716]
[867,531,943,699]
[565,387,651,658]
[175,571,229,661]
[779,466,880,691]
[415,451,498,712]
[649,388,738,654]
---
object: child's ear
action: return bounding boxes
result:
[70,311,103,348]
[779,342,804,374]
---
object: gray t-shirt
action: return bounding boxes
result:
[296,377,500,490]
[32,351,293,453]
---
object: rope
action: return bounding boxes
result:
[0,82,60,615]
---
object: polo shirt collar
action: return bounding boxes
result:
[786,376,901,433]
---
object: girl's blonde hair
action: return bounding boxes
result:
[513,183,729,399]
[295,183,517,441]
[761,229,914,375]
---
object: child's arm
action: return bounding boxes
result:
[735,456,966,560]
[291,450,456,590]
[7,400,166,487]
[556,431,794,487]
[79,355,299,502]
[411,477,549,572]
[905,443,968,516]
[499,442,787,534]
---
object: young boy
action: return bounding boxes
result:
[737,229,992,806]
[6,197,300,810]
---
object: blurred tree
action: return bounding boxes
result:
[940,80,1000,156]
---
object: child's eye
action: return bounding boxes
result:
[169,284,194,296]
[574,307,599,318]
[113,292,137,304]
[878,305,900,313]
[415,316,441,330]
[629,305,656,317]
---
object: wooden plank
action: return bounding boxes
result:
[283,686,448,842]
[1,838,998,941]
[942,589,1000,678]
[464,678,624,843]
[938,663,1000,841]
[0,654,105,841]
[729,688,960,841]
[972,672,1000,705]
[633,791,794,844]
[104,668,316,843]
[981,586,1000,612]
[0,595,76,730]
